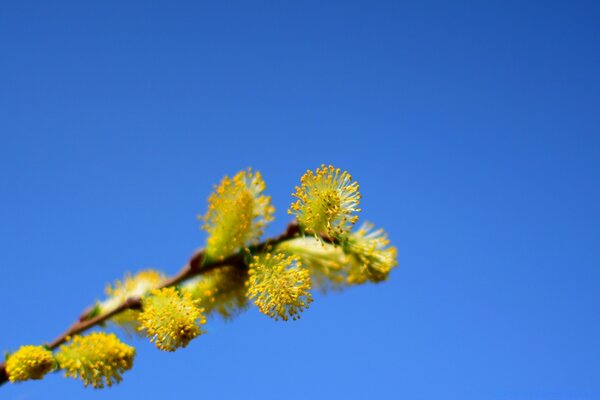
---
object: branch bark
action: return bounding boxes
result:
[0,222,306,386]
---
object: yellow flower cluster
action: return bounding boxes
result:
[4,164,399,391]
[289,165,360,239]
[55,332,135,389]
[345,222,398,284]
[6,345,54,382]
[100,270,164,333]
[247,253,313,321]
[277,237,349,292]
[182,265,248,319]
[277,223,397,287]
[138,287,206,352]
[202,169,274,261]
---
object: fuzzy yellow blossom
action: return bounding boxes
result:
[6,345,55,382]
[55,332,135,389]
[289,165,360,239]
[100,270,165,333]
[247,253,313,321]
[138,287,206,351]
[277,237,350,292]
[201,168,274,261]
[182,265,248,319]
[345,222,398,284]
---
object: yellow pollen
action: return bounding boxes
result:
[277,237,350,292]
[100,270,165,333]
[181,265,248,319]
[138,287,206,352]
[201,168,274,261]
[247,253,313,321]
[55,332,135,389]
[6,345,55,382]
[345,222,398,284]
[289,164,361,239]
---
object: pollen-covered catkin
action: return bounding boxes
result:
[100,270,165,333]
[138,287,206,351]
[289,165,360,240]
[6,345,55,382]
[182,265,248,319]
[277,237,349,292]
[55,332,135,389]
[247,253,313,321]
[345,222,398,283]
[202,168,274,261]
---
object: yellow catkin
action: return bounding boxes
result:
[201,168,274,261]
[182,265,248,319]
[289,164,361,239]
[55,332,135,389]
[138,287,206,351]
[277,237,349,292]
[345,222,398,284]
[6,345,54,382]
[99,270,165,333]
[247,253,313,321]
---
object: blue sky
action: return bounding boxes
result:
[1,1,599,399]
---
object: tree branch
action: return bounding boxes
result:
[0,222,306,386]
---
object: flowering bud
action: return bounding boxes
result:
[345,222,398,284]
[182,265,248,319]
[202,168,274,261]
[100,270,165,333]
[138,287,206,352]
[277,237,349,292]
[55,332,135,389]
[289,165,360,239]
[6,345,54,382]
[247,253,313,321]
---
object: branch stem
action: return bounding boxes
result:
[0,222,305,386]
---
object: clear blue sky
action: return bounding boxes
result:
[1,1,599,399]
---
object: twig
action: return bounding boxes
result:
[0,222,306,386]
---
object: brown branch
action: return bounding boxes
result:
[0,222,305,386]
